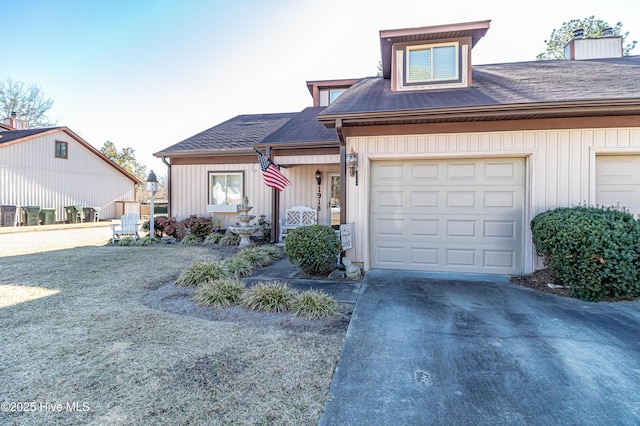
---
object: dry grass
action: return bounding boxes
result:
[0,244,348,425]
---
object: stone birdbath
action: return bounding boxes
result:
[229,196,260,248]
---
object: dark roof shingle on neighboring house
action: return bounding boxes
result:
[0,127,61,145]
[154,113,297,156]
[318,56,640,121]
[259,107,339,147]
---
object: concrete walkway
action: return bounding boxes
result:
[320,270,640,426]
[0,222,115,257]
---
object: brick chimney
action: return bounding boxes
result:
[3,112,27,130]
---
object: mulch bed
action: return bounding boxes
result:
[510,268,572,298]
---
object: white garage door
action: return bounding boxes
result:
[370,158,525,274]
[596,155,640,217]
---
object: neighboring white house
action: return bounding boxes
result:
[155,20,640,276]
[0,119,140,225]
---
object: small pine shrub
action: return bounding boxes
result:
[117,238,136,246]
[220,256,254,277]
[285,225,342,276]
[136,236,158,246]
[531,205,640,301]
[176,261,229,287]
[180,234,201,245]
[204,233,224,244]
[242,281,296,312]
[220,234,241,246]
[292,289,338,319]
[194,278,245,307]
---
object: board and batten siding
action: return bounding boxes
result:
[171,160,340,228]
[345,127,640,273]
[0,131,136,220]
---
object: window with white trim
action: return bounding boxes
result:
[208,172,243,205]
[406,42,459,84]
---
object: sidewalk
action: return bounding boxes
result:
[0,222,115,257]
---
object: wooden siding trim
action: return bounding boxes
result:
[342,116,640,138]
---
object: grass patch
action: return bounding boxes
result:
[136,236,158,246]
[242,281,296,313]
[194,278,245,307]
[220,235,241,246]
[237,245,283,267]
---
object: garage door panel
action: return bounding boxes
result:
[596,155,640,217]
[371,158,524,274]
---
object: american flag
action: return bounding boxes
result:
[255,149,290,191]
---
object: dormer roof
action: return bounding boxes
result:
[379,20,491,79]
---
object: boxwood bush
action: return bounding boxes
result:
[531,206,640,301]
[285,225,342,276]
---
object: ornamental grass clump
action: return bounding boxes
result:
[176,261,229,287]
[220,256,254,278]
[285,225,342,276]
[237,246,283,267]
[204,233,224,245]
[242,281,296,313]
[220,235,241,246]
[180,234,201,245]
[194,278,245,307]
[292,289,338,319]
[116,238,136,246]
[531,205,640,301]
[135,236,158,246]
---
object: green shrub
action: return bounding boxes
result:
[242,281,296,312]
[180,234,201,245]
[135,236,158,246]
[292,289,338,319]
[194,278,245,307]
[220,235,241,246]
[204,233,224,244]
[220,257,254,277]
[176,261,229,287]
[285,225,342,276]
[237,246,283,267]
[160,236,177,244]
[531,206,640,301]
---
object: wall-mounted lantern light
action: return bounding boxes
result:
[346,148,358,177]
[315,169,322,186]
[147,170,158,238]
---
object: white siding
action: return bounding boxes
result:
[0,131,136,221]
[171,161,339,229]
[346,127,640,273]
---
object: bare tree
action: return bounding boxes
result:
[0,78,56,128]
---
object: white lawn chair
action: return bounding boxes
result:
[111,213,140,243]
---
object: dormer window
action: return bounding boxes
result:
[406,42,459,83]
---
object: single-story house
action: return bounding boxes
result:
[155,20,640,275]
[0,117,141,224]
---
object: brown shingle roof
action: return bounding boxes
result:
[0,127,60,145]
[154,113,297,156]
[318,56,640,123]
[259,107,338,147]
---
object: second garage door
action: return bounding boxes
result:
[370,158,525,274]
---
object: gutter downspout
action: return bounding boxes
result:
[336,118,347,226]
[162,156,171,218]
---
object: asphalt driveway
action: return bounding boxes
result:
[320,270,640,426]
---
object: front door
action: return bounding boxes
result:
[328,173,340,227]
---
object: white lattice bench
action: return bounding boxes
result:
[279,206,317,242]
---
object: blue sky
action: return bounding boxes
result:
[4,0,640,174]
